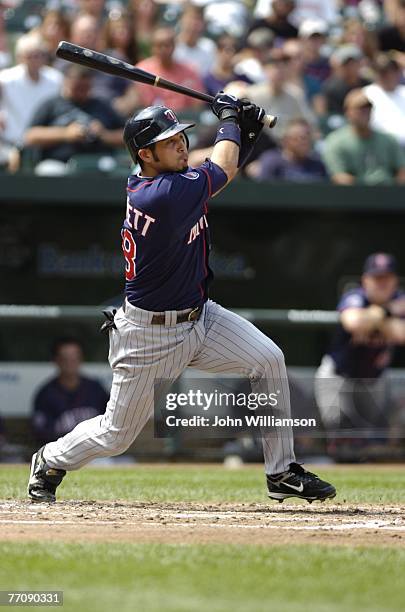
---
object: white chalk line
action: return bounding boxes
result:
[0,518,404,532]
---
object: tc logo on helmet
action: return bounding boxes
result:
[164,109,178,123]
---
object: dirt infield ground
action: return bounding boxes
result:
[1,500,404,548]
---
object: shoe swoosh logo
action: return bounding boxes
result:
[282,482,304,492]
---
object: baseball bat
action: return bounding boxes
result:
[56,41,278,129]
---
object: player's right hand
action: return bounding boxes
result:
[211,92,242,122]
[239,103,266,140]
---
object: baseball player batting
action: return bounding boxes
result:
[28,93,336,504]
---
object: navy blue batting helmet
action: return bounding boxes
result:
[123,105,195,164]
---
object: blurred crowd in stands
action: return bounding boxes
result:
[0,0,405,181]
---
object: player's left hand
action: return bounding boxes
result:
[239,102,266,141]
[211,91,243,121]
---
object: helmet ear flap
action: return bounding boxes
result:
[127,138,139,165]
[184,132,190,149]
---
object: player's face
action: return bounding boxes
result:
[54,344,83,377]
[142,132,188,174]
[362,273,398,305]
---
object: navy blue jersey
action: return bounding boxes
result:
[122,160,228,311]
[32,376,109,443]
[328,287,405,378]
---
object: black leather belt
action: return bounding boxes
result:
[120,302,202,325]
[151,306,202,325]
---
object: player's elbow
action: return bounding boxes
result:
[222,165,238,182]
[210,165,238,197]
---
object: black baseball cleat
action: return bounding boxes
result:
[28,446,66,503]
[267,462,336,503]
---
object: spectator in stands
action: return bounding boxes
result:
[283,38,322,108]
[298,18,331,85]
[320,45,371,116]
[32,336,108,446]
[0,5,11,70]
[315,253,405,457]
[78,0,106,23]
[384,0,403,25]
[0,33,62,149]
[253,0,339,26]
[69,13,111,99]
[70,13,102,52]
[174,4,216,77]
[40,10,71,60]
[117,27,204,115]
[378,0,405,67]
[96,11,137,103]
[247,118,327,181]
[323,88,405,184]
[249,0,298,43]
[364,54,405,146]
[103,11,138,65]
[203,34,252,97]
[234,28,274,84]
[24,64,124,170]
[246,47,317,141]
[128,0,160,58]
[340,18,379,65]
[202,0,249,39]
[288,0,339,26]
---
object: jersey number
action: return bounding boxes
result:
[122,229,136,281]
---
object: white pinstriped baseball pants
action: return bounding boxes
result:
[43,299,295,475]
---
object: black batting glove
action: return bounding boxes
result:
[237,103,266,168]
[239,103,266,141]
[211,91,243,122]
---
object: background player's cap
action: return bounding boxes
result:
[363,253,398,276]
[123,105,195,164]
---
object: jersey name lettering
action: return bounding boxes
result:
[187,214,208,245]
[126,198,156,236]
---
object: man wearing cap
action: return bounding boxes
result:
[322,88,405,184]
[315,253,405,454]
[320,44,370,116]
[298,18,331,86]
[364,54,405,146]
[234,29,274,84]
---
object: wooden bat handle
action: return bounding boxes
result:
[263,114,278,129]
